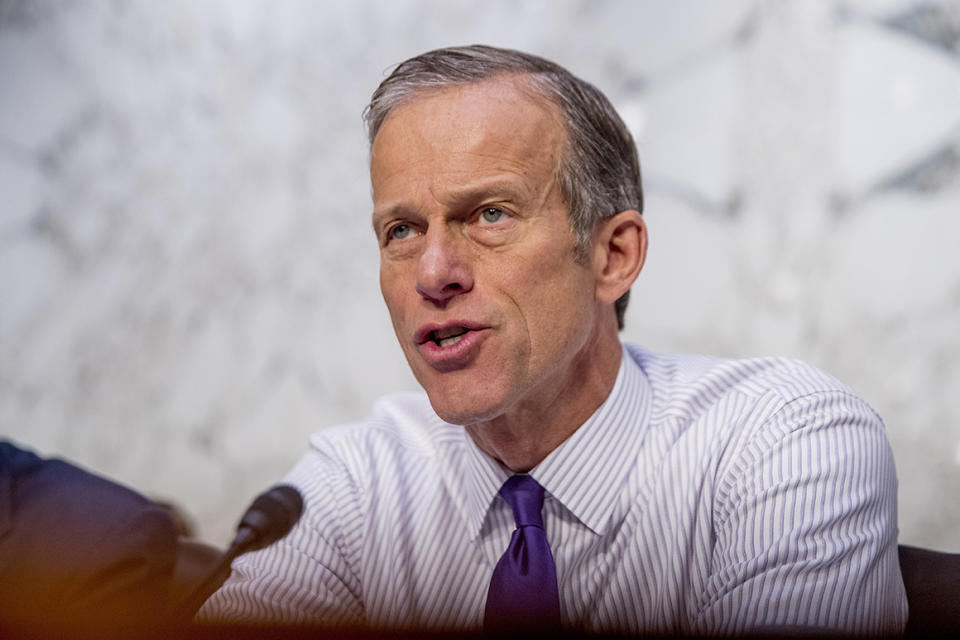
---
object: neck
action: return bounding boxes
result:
[465,330,623,473]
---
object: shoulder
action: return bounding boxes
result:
[282,392,460,508]
[306,392,452,463]
[626,343,854,397]
[622,344,889,481]
[624,343,872,423]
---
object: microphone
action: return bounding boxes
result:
[172,484,304,622]
[230,484,304,555]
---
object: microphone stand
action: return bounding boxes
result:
[170,485,303,623]
[170,538,249,623]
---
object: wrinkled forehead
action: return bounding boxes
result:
[369,78,568,201]
[370,74,568,161]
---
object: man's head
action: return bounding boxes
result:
[365,45,643,329]
[366,46,646,440]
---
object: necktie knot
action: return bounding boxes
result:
[499,474,546,528]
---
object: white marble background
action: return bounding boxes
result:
[2,0,959,549]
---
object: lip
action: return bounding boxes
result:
[415,321,490,372]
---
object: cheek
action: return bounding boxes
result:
[530,286,590,344]
[512,258,594,348]
[379,267,408,326]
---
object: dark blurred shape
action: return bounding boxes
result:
[885,3,960,55]
[154,498,198,537]
[170,538,224,611]
[0,439,179,633]
[899,544,960,638]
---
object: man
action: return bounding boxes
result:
[0,440,179,631]
[200,45,906,635]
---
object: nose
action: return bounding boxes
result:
[415,226,474,305]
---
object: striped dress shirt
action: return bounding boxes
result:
[199,343,907,635]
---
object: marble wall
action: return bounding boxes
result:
[2,0,959,549]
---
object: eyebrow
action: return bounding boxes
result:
[446,179,530,210]
[371,205,413,234]
[372,177,534,229]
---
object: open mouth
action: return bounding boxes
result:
[415,323,487,370]
[429,327,469,348]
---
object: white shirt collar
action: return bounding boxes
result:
[448,345,652,539]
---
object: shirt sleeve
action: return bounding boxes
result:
[197,445,366,627]
[693,389,908,637]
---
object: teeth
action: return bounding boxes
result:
[433,326,466,340]
[436,333,467,348]
[437,333,466,347]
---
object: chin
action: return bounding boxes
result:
[409,355,518,426]
[423,386,507,427]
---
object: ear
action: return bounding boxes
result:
[591,210,647,304]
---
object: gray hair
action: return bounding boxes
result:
[364,45,643,330]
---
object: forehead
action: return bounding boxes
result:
[369,77,566,203]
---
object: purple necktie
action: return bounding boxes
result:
[484,475,561,631]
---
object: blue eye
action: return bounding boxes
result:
[389,223,413,240]
[480,207,505,223]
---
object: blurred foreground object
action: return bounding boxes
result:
[899,544,960,638]
[0,440,178,631]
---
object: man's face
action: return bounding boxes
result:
[371,77,606,426]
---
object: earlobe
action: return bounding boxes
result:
[593,210,647,304]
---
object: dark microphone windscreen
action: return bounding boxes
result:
[236,484,304,552]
